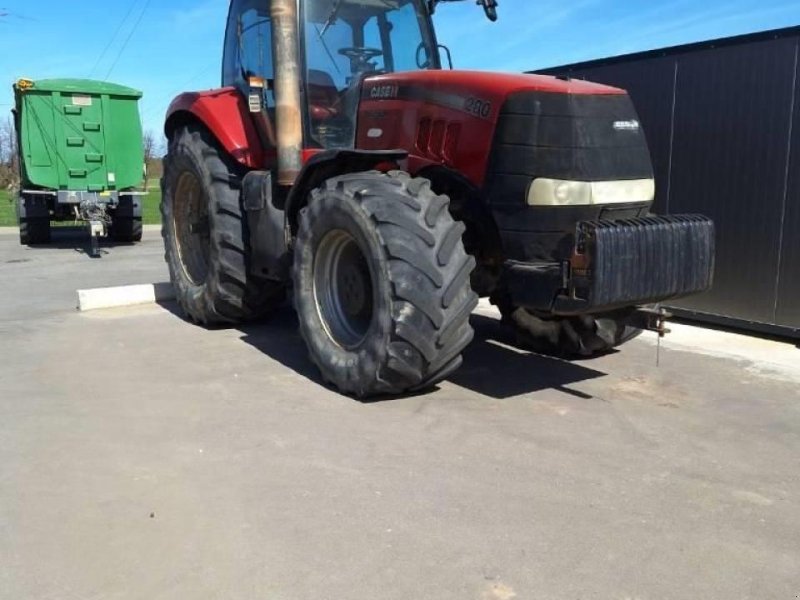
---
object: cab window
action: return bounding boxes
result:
[222,0,275,107]
[303,0,438,149]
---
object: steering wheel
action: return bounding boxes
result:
[415,42,432,69]
[338,47,383,67]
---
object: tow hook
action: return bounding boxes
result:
[78,199,111,257]
[627,306,672,338]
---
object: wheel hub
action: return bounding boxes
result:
[173,171,210,285]
[313,230,374,349]
[338,262,369,317]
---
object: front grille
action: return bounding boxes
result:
[486,91,654,205]
[575,215,715,308]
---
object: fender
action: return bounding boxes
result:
[164,88,265,169]
[241,170,290,282]
[418,164,502,253]
[418,165,505,296]
[239,150,407,282]
[284,149,407,237]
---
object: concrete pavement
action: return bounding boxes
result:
[1,228,798,600]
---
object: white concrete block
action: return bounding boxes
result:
[77,283,175,312]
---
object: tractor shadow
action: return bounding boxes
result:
[157,300,323,382]
[157,299,324,382]
[233,304,606,401]
[237,307,322,382]
[450,314,607,400]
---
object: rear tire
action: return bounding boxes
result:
[109,195,143,242]
[18,194,51,245]
[161,124,284,325]
[493,296,641,357]
[293,171,478,398]
[19,218,51,245]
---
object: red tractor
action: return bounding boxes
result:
[161,0,714,397]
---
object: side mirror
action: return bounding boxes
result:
[428,0,499,21]
[438,44,454,70]
[478,0,498,21]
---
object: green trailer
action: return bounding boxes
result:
[13,78,145,251]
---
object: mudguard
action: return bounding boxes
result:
[164,88,265,169]
[241,170,291,282]
[284,149,407,235]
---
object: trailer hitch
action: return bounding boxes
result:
[625,306,672,338]
[78,199,111,257]
[623,306,672,366]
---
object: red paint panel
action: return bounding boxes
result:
[371,70,625,100]
[416,117,431,153]
[358,95,496,186]
[165,87,264,169]
[443,122,461,164]
[357,70,627,188]
[302,148,324,164]
[429,119,446,159]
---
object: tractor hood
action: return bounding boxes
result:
[361,69,625,117]
[357,69,648,190]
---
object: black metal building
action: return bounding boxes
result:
[537,26,800,338]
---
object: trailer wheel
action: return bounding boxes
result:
[161,124,284,324]
[109,195,143,242]
[18,195,51,245]
[293,171,478,398]
[19,218,51,245]
[493,296,641,357]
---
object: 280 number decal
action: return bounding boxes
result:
[464,97,492,119]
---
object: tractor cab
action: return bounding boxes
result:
[222,0,440,149]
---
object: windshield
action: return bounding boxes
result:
[303,0,438,148]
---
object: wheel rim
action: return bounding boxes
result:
[313,230,374,349]
[173,171,210,285]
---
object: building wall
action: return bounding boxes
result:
[538,29,800,336]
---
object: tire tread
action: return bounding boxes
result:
[294,170,478,397]
[161,124,284,325]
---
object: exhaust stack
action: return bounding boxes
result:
[270,0,303,186]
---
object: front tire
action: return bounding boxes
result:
[493,296,641,357]
[161,124,284,325]
[293,171,478,398]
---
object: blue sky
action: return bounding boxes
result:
[1,0,799,136]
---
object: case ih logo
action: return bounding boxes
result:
[369,85,399,99]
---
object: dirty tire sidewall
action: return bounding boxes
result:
[293,171,479,398]
[294,194,394,397]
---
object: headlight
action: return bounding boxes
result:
[527,178,655,206]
